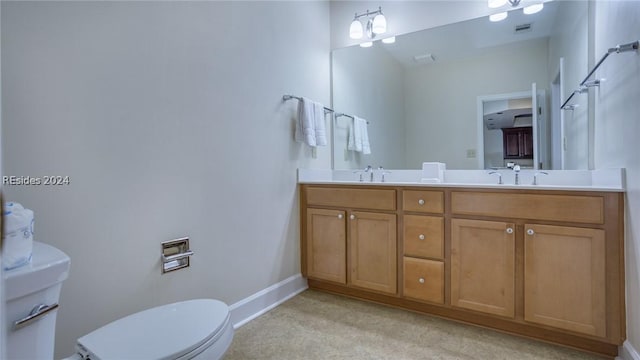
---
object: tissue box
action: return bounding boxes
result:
[2,202,34,270]
[421,162,446,183]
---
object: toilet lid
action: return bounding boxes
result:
[77,299,230,360]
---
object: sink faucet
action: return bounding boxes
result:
[533,171,549,185]
[364,165,374,182]
[378,166,391,183]
[488,171,503,184]
[513,164,521,185]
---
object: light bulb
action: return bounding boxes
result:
[488,0,508,8]
[382,36,396,44]
[489,12,508,22]
[359,41,373,48]
[523,3,544,15]
[349,19,363,39]
[372,14,387,34]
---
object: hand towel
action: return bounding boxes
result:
[294,97,316,147]
[347,117,356,151]
[353,116,371,154]
[313,101,327,146]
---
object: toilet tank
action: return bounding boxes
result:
[4,241,70,360]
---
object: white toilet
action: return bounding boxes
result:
[5,241,234,360]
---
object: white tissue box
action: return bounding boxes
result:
[3,202,34,270]
[421,162,446,183]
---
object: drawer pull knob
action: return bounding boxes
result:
[506,228,513,234]
[419,234,425,240]
[350,214,356,220]
[418,199,425,205]
[418,278,425,284]
[338,214,343,219]
[527,229,535,235]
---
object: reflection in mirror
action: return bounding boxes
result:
[331,0,589,170]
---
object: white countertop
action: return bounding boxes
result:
[298,168,625,192]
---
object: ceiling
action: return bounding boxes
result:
[381,1,559,68]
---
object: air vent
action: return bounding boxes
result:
[515,23,532,33]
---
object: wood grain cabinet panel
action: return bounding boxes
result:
[349,211,397,294]
[451,218,515,318]
[451,192,604,224]
[306,187,396,210]
[402,190,444,214]
[403,257,444,304]
[403,215,444,259]
[306,208,346,284]
[524,224,606,337]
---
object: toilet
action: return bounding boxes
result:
[5,241,234,360]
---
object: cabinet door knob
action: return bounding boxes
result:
[506,227,514,234]
[527,229,535,235]
[350,214,356,220]
[418,234,425,240]
[418,199,425,205]
[337,214,343,219]
[419,278,425,284]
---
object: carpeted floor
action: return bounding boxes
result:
[224,289,604,360]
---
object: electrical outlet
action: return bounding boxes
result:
[466,149,476,158]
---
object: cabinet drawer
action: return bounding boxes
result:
[403,190,444,213]
[403,257,444,304]
[403,215,443,259]
[305,187,396,210]
[451,192,604,224]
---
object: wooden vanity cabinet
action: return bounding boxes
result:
[301,184,625,357]
[502,126,533,159]
[302,186,397,295]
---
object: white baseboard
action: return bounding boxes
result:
[228,273,308,329]
[619,340,640,360]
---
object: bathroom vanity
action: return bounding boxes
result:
[299,171,625,357]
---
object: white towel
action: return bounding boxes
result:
[352,116,371,154]
[313,101,327,146]
[347,118,356,151]
[294,97,327,147]
[295,97,316,147]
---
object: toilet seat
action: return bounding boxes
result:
[75,299,231,360]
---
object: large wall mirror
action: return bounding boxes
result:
[331,0,589,170]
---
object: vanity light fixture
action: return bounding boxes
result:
[487,0,544,19]
[523,3,544,15]
[359,41,373,48]
[490,12,508,22]
[381,36,396,44]
[349,7,387,40]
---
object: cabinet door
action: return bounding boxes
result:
[521,127,534,157]
[306,208,346,284]
[503,129,521,158]
[524,224,606,337]
[349,211,397,294]
[403,257,444,304]
[451,219,515,318]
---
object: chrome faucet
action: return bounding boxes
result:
[488,171,503,184]
[533,171,549,185]
[513,164,521,185]
[364,165,374,182]
[378,166,391,183]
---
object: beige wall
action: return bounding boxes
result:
[403,39,549,169]
[1,1,330,357]
[332,44,406,170]
[592,1,640,355]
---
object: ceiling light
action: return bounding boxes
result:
[349,17,363,39]
[360,41,373,48]
[523,3,544,15]
[382,36,396,44]
[488,0,507,8]
[349,7,387,41]
[490,12,508,22]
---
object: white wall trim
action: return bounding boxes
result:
[229,274,308,329]
[619,341,640,360]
